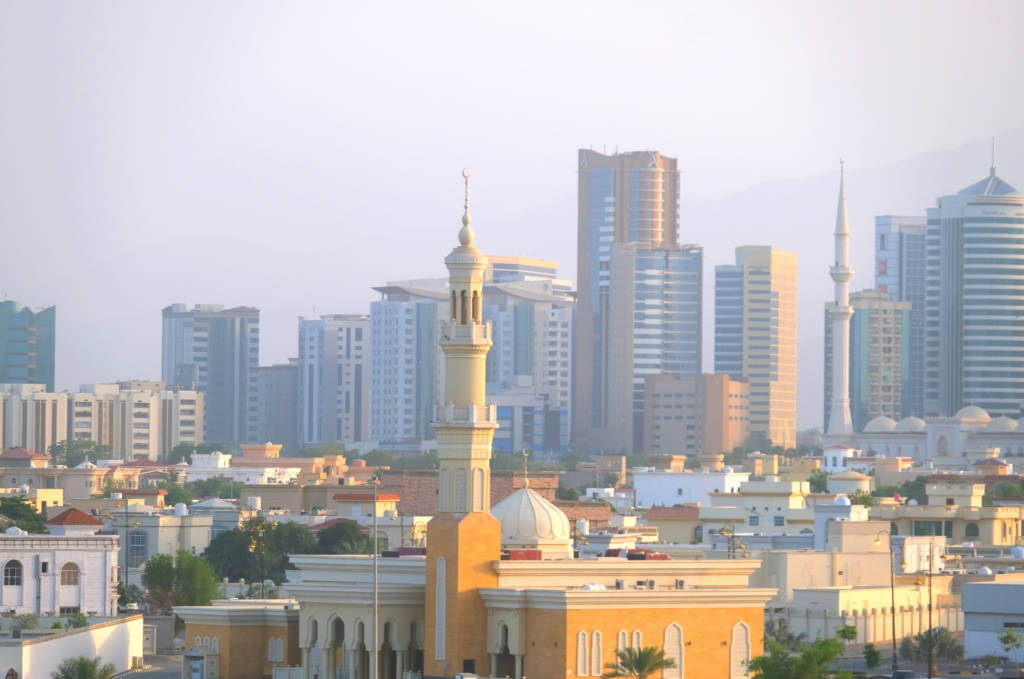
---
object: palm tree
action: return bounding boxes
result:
[602,646,677,679]
[765,618,806,651]
[51,656,116,679]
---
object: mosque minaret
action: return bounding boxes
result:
[827,161,854,436]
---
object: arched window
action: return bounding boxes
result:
[576,631,588,676]
[212,638,219,653]
[471,290,480,323]
[203,636,210,649]
[195,636,201,648]
[498,623,510,653]
[61,563,80,585]
[268,638,275,661]
[454,469,467,513]
[730,622,750,678]
[632,630,642,648]
[473,468,485,512]
[460,291,468,325]
[307,617,318,649]
[451,291,457,321]
[617,630,627,651]
[965,522,979,538]
[3,560,22,586]
[5,670,17,679]
[663,623,683,679]
[590,631,602,677]
[435,557,446,660]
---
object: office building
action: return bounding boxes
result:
[874,215,926,417]
[643,373,750,455]
[298,314,370,449]
[161,304,260,447]
[573,146,703,453]
[258,360,299,454]
[0,300,56,391]
[924,164,1024,417]
[825,290,911,431]
[715,246,798,448]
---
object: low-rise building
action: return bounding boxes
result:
[100,503,213,588]
[183,451,301,485]
[962,580,1024,659]
[700,480,814,536]
[632,466,749,509]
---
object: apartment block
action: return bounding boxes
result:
[298,314,370,448]
[643,373,750,455]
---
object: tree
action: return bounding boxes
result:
[268,520,318,578]
[863,643,881,669]
[168,443,195,465]
[12,614,38,637]
[50,656,116,679]
[48,440,112,467]
[142,550,222,614]
[899,627,964,667]
[556,483,580,501]
[748,636,853,679]
[185,477,242,500]
[808,472,828,493]
[601,646,676,679]
[203,517,317,585]
[316,520,375,555]
[765,618,806,652]
[998,629,1023,667]
[203,529,258,581]
[157,481,194,506]
[847,491,874,507]
[0,496,48,533]
[66,611,89,628]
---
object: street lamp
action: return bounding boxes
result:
[874,530,901,676]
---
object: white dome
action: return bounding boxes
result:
[491,487,572,559]
[1011,546,1024,560]
[978,566,993,575]
[834,495,852,506]
[894,416,927,433]
[863,416,898,433]
[985,416,1018,433]
[955,405,991,422]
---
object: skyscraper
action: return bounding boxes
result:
[573,149,701,453]
[924,163,1024,417]
[715,246,798,448]
[259,360,299,454]
[875,215,926,417]
[298,314,370,448]
[0,301,56,391]
[161,304,260,448]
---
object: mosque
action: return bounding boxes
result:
[180,180,776,679]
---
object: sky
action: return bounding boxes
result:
[3,1,1024,429]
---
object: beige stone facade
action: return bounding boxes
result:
[643,373,750,455]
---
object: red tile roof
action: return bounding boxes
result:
[643,506,700,521]
[46,508,104,526]
[0,447,49,460]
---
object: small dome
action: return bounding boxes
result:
[491,487,572,559]
[985,416,1018,433]
[830,470,870,481]
[955,405,990,422]
[978,566,993,575]
[863,416,898,433]
[1011,546,1024,560]
[834,495,852,506]
[894,416,927,433]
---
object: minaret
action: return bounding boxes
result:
[425,171,501,679]
[827,161,854,435]
[434,169,498,514]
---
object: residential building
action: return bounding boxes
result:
[161,304,260,447]
[824,290,911,431]
[963,581,1024,659]
[643,373,750,455]
[182,451,301,486]
[258,360,299,455]
[715,246,798,447]
[102,503,213,588]
[575,149,707,454]
[0,300,56,391]
[298,314,370,449]
[924,165,1024,417]
[0,383,67,454]
[632,466,750,509]
[875,215,926,417]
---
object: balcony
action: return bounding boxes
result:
[440,319,492,343]
[433,402,498,427]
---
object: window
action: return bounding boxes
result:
[730,622,750,678]
[59,606,80,616]
[749,516,759,527]
[128,531,148,567]
[591,631,602,677]
[576,631,589,676]
[663,623,683,679]
[61,563,80,585]
[3,560,22,586]
[774,516,784,527]
[965,522,979,538]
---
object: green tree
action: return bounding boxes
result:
[48,440,112,467]
[359,450,394,467]
[749,636,853,679]
[994,482,1024,499]
[847,491,874,507]
[899,627,964,666]
[66,611,89,628]
[185,477,242,500]
[836,625,857,642]
[316,520,375,555]
[157,481,194,506]
[142,551,222,614]
[203,529,257,581]
[601,646,676,679]
[556,483,580,501]
[765,618,806,652]
[0,496,48,533]
[168,443,195,465]
[50,656,116,679]
[808,472,828,493]
[863,643,881,669]
[268,520,318,577]
[998,629,1023,666]
[11,613,38,637]
[202,517,318,585]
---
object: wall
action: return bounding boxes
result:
[0,615,143,679]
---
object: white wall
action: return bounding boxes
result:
[633,471,749,508]
[0,615,143,679]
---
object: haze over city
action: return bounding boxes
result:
[4,1,1024,430]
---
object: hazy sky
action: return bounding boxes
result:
[3,2,1024,429]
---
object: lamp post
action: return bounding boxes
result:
[372,474,379,679]
[874,530,899,676]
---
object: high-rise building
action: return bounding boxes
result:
[258,360,299,454]
[161,304,260,447]
[642,373,750,455]
[298,314,370,449]
[0,301,56,391]
[369,282,444,449]
[573,149,703,453]
[715,246,798,448]
[0,383,66,454]
[825,290,911,431]
[924,164,1024,417]
[875,215,926,417]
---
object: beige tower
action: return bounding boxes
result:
[425,173,502,678]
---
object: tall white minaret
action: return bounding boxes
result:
[827,161,854,435]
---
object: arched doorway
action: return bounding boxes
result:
[380,621,396,679]
[327,617,345,679]
[407,620,424,673]
[495,623,515,678]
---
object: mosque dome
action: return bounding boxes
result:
[894,416,927,433]
[863,416,898,433]
[490,486,573,559]
[955,405,991,422]
[985,416,1018,434]
[834,495,852,506]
